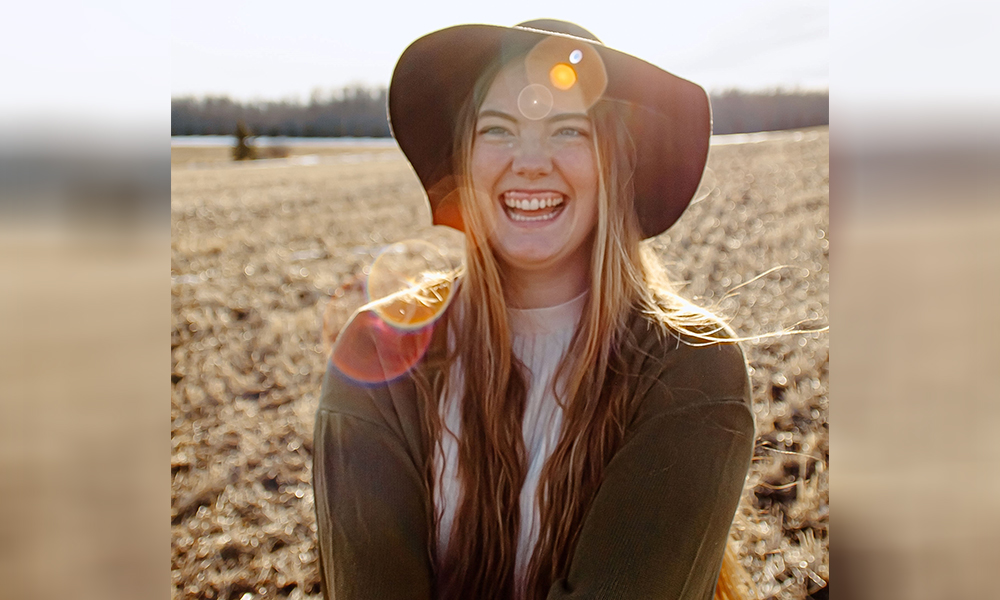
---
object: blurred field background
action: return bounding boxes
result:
[834,120,1000,599]
[169,128,829,599]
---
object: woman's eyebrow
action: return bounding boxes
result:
[477,109,516,121]
[548,112,590,123]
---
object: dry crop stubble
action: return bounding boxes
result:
[171,129,828,599]
[654,129,829,598]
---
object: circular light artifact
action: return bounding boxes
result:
[523,35,607,112]
[517,83,554,120]
[330,310,435,385]
[366,239,455,331]
[330,239,455,384]
[549,63,577,91]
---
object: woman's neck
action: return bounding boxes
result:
[501,261,590,309]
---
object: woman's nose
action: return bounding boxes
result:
[512,137,552,178]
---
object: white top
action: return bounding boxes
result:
[434,291,587,596]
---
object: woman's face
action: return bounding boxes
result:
[470,60,600,280]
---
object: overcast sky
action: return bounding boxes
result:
[5,0,997,127]
[171,0,829,101]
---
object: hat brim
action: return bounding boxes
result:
[388,23,712,239]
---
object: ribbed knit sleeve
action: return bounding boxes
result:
[510,320,576,586]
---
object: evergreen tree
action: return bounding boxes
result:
[233,120,256,161]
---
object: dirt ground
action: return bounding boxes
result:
[171,128,829,599]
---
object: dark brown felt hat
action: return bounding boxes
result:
[388,19,712,239]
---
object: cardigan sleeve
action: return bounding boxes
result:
[312,310,435,600]
[546,340,755,600]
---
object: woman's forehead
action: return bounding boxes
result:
[480,62,531,106]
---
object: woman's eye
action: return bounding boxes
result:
[555,127,588,138]
[478,125,511,136]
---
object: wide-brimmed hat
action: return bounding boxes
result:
[388,19,712,239]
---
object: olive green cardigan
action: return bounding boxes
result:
[312,307,754,599]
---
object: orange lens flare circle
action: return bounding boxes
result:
[523,36,607,112]
[330,239,456,385]
[329,310,435,385]
[367,239,455,331]
[549,63,577,91]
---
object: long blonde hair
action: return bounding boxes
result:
[415,53,755,600]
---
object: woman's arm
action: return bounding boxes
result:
[547,341,755,600]
[312,311,435,600]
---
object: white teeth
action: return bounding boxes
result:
[502,193,565,212]
[509,211,559,222]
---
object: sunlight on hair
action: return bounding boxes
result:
[328,240,459,385]
[690,166,718,205]
[640,249,828,347]
[365,239,457,330]
[717,265,829,342]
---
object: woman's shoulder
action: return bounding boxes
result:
[326,275,455,387]
[627,305,747,368]
[318,305,446,454]
[327,307,442,387]
[625,307,752,422]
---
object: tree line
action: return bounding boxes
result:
[709,89,828,135]
[171,86,827,138]
[171,86,391,138]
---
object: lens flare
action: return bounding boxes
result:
[330,239,455,385]
[367,239,455,330]
[523,36,607,112]
[517,84,554,120]
[329,310,435,385]
[371,277,453,330]
[549,63,577,91]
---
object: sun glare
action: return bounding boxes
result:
[549,63,577,90]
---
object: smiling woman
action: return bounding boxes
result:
[313,19,757,600]
[470,60,600,308]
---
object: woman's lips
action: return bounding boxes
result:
[501,191,565,223]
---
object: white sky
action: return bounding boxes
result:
[4,0,998,126]
[170,0,829,101]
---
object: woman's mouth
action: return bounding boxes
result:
[501,191,566,223]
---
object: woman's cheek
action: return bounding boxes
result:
[471,144,511,188]
[554,145,598,184]
[474,141,513,161]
